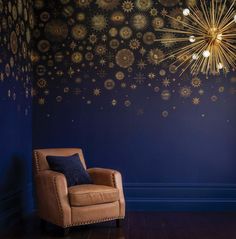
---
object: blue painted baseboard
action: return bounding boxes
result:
[124,183,236,211]
[0,183,33,232]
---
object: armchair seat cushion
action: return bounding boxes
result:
[68,184,119,207]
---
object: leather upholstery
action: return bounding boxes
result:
[87,168,126,218]
[69,184,119,207]
[33,148,125,228]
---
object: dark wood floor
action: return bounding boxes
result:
[2,212,236,239]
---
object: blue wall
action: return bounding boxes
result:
[0,0,34,231]
[32,0,236,211]
[33,90,236,211]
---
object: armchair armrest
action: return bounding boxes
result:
[35,170,71,227]
[87,168,125,217]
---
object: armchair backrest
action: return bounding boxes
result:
[33,148,86,175]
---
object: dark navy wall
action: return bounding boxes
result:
[32,0,236,210]
[0,0,34,230]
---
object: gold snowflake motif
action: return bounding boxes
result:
[131,13,148,30]
[137,59,147,69]
[104,79,115,90]
[218,86,225,93]
[99,58,106,65]
[95,44,107,55]
[109,27,118,37]
[110,39,120,49]
[122,0,134,12]
[179,86,192,98]
[111,99,117,106]
[75,0,92,8]
[134,73,146,84]
[91,15,107,31]
[37,78,47,88]
[68,67,75,77]
[76,13,86,21]
[161,90,171,100]
[198,89,204,95]
[162,78,170,87]
[143,32,156,45]
[129,39,140,50]
[38,97,45,105]
[162,111,169,118]
[119,26,133,39]
[192,97,200,105]
[115,49,134,68]
[93,88,101,96]
[110,11,125,24]
[148,72,156,79]
[211,95,218,102]
[150,8,158,16]
[139,47,146,55]
[115,71,125,80]
[70,41,77,50]
[191,77,201,88]
[88,34,97,44]
[161,33,176,48]
[71,52,83,63]
[71,24,87,40]
[96,0,120,10]
[159,69,166,76]
[152,17,164,30]
[161,8,168,17]
[124,100,131,107]
[130,84,137,89]
[147,48,164,65]
[135,0,153,11]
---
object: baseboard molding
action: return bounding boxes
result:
[124,183,236,211]
[0,183,33,232]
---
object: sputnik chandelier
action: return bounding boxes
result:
[155,0,236,75]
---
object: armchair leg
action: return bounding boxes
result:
[116,219,122,228]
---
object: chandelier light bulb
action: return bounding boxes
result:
[192,54,199,60]
[189,36,196,43]
[234,14,236,23]
[183,8,190,16]
[217,63,223,69]
[203,50,210,58]
[217,34,223,41]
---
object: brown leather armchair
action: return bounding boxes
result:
[33,148,125,234]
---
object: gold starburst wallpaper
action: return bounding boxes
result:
[0,0,33,115]
[32,0,236,118]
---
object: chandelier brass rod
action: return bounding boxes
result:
[200,0,211,29]
[154,36,205,43]
[165,14,207,35]
[216,0,226,27]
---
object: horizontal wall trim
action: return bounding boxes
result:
[124,183,236,211]
[124,182,236,188]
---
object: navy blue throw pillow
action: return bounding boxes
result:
[46,153,93,187]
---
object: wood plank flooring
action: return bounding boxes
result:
[2,212,236,239]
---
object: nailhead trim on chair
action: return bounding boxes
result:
[52,175,65,226]
[34,151,65,225]
[34,151,41,172]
